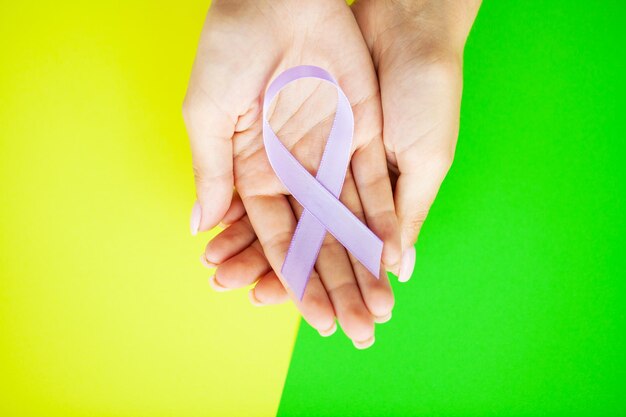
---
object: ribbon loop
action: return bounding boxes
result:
[263,65,382,300]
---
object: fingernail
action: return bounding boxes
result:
[208,274,228,292]
[200,253,217,269]
[353,335,375,350]
[374,311,392,324]
[398,246,416,283]
[318,322,337,337]
[248,289,264,306]
[190,201,201,236]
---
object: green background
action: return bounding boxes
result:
[278,1,626,416]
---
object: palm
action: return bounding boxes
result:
[352,0,464,249]
[185,0,401,347]
[202,0,470,302]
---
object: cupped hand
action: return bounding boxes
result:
[183,0,401,348]
[352,0,481,280]
[203,0,481,308]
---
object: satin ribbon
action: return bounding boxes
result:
[262,65,382,300]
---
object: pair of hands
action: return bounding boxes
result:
[183,0,480,348]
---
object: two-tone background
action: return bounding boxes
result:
[1,1,624,416]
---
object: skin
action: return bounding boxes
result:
[183,0,403,349]
[201,0,482,333]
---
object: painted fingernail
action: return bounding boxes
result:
[190,201,202,236]
[200,253,217,269]
[374,311,392,324]
[248,289,264,307]
[353,335,375,350]
[318,322,337,337]
[398,246,416,283]
[208,274,228,292]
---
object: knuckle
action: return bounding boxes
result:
[405,211,428,236]
[320,236,343,254]
[340,306,374,341]
[432,147,455,173]
[430,57,461,82]
[369,209,398,237]
[259,280,287,304]
[193,164,232,189]
[262,230,293,258]
[181,94,196,124]
[367,284,395,316]
[304,293,328,314]
[182,88,214,127]
[192,164,203,182]
[415,51,462,82]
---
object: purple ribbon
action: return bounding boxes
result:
[262,65,382,300]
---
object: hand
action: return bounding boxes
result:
[202,0,480,305]
[352,0,481,280]
[183,0,401,348]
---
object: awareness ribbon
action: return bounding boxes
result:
[262,65,382,300]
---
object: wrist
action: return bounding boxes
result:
[211,0,349,25]
[212,0,346,13]
[354,0,480,61]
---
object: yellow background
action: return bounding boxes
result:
[0,1,299,416]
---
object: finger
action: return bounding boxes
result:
[243,194,336,334]
[204,207,334,312]
[299,271,338,337]
[381,59,463,282]
[204,216,291,304]
[249,270,289,306]
[210,240,271,291]
[288,196,375,348]
[204,214,291,304]
[395,150,453,282]
[183,85,235,234]
[332,52,402,272]
[339,169,395,319]
[204,215,256,265]
[351,124,402,274]
[203,213,289,306]
[221,191,246,226]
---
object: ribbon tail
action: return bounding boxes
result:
[281,211,326,301]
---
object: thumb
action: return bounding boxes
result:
[394,153,453,282]
[183,89,235,234]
